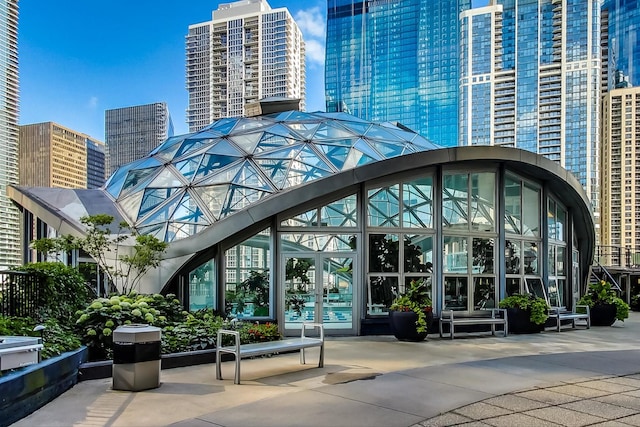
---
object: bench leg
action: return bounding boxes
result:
[216,350,222,380]
[319,344,324,368]
[450,323,454,340]
[234,355,241,385]
[491,323,495,336]
[557,316,561,332]
[300,348,306,365]
[504,321,508,337]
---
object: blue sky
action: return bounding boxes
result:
[19,0,327,140]
[20,0,488,141]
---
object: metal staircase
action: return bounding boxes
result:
[588,260,622,293]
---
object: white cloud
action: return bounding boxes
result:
[87,96,98,109]
[305,39,325,66]
[295,7,325,38]
[294,7,325,67]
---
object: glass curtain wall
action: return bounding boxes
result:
[547,198,568,307]
[366,176,434,316]
[442,172,496,312]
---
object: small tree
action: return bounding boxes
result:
[31,214,168,295]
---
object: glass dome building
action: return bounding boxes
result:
[9,110,594,336]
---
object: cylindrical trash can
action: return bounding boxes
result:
[112,324,161,391]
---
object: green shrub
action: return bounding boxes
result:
[578,280,630,322]
[0,316,82,362]
[499,293,549,325]
[15,262,91,326]
[74,292,186,360]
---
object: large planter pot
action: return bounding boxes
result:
[590,303,617,326]
[506,308,544,334]
[389,310,433,342]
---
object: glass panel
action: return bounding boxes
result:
[505,240,521,274]
[548,199,557,241]
[323,257,353,329]
[189,260,215,311]
[525,278,547,302]
[472,238,494,274]
[556,206,566,242]
[321,194,358,227]
[369,234,399,272]
[504,176,521,234]
[444,276,468,311]
[284,257,315,323]
[506,278,521,296]
[523,241,539,275]
[224,228,271,318]
[548,279,562,307]
[404,235,433,273]
[556,246,566,275]
[548,245,556,275]
[194,154,240,180]
[470,172,495,232]
[281,209,318,227]
[368,276,397,315]
[522,183,540,236]
[280,233,356,252]
[368,185,399,227]
[443,236,468,273]
[403,276,432,299]
[403,177,433,228]
[122,167,159,195]
[442,173,469,229]
[473,277,496,310]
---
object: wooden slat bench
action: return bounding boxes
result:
[547,305,590,332]
[439,308,508,339]
[216,322,324,384]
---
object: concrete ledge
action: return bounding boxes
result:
[0,347,87,427]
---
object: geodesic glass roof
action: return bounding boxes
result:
[104,111,441,242]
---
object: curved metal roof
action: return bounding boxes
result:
[103,111,441,242]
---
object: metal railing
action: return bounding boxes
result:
[594,245,640,269]
[0,271,43,318]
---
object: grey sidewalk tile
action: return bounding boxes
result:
[597,393,640,411]
[590,421,638,427]
[545,383,613,399]
[559,399,636,419]
[418,412,474,426]
[483,413,560,427]
[604,376,640,388]
[626,390,640,398]
[482,394,550,412]
[515,389,582,405]
[455,422,493,427]
[579,379,638,394]
[453,402,512,420]
[523,406,607,426]
[617,414,640,426]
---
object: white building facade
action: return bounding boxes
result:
[186,0,306,132]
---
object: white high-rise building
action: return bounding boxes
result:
[0,0,20,269]
[460,0,601,212]
[186,0,305,132]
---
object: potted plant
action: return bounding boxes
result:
[389,279,433,342]
[498,293,549,334]
[577,280,629,326]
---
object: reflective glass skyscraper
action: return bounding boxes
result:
[602,0,640,89]
[460,0,601,209]
[325,0,471,147]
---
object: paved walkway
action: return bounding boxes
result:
[12,313,640,427]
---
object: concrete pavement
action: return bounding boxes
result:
[12,313,640,427]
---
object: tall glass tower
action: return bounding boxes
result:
[602,0,640,90]
[325,0,471,147]
[460,0,601,210]
[0,0,20,269]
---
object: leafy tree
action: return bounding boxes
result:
[31,214,168,295]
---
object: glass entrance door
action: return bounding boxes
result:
[282,253,355,335]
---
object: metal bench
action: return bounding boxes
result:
[439,309,508,339]
[547,305,590,332]
[216,322,324,384]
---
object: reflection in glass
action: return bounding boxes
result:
[472,238,494,274]
[189,260,215,311]
[369,234,399,272]
[505,240,521,274]
[548,279,562,307]
[470,172,495,231]
[285,257,315,323]
[556,246,565,275]
[522,183,540,236]
[281,233,356,252]
[368,185,399,226]
[323,257,353,329]
[403,177,433,228]
[444,236,468,273]
[473,277,495,310]
[504,176,521,234]
[506,278,521,296]
[523,241,538,275]
[321,194,358,227]
[548,245,556,275]
[548,199,557,241]
[442,173,468,229]
[224,228,270,318]
[368,276,398,314]
[444,276,468,311]
[404,235,433,272]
